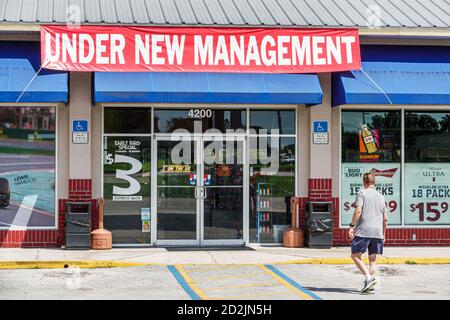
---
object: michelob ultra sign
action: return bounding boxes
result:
[41,25,361,73]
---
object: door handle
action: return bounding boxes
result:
[202,187,207,200]
[194,186,200,199]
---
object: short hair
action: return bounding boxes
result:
[363,173,375,185]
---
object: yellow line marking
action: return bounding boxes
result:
[203,282,280,292]
[0,260,154,269]
[1,257,449,270]
[185,264,255,272]
[258,264,313,300]
[202,272,264,281]
[275,257,450,265]
[209,291,292,300]
[174,264,209,300]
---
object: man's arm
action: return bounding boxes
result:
[348,206,362,240]
[382,209,388,240]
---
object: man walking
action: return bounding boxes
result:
[348,173,388,294]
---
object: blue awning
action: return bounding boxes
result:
[94,72,323,105]
[333,45,450,106]
[0,59,68,103]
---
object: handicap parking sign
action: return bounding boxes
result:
[72,120,88,132]
[72,120,89,144]
[313,120,328,133]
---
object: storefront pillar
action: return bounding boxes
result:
[309,73,333,202]
[59,72,98,244]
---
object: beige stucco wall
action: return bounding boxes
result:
[331,106,341,197]
[309,73,332,179]
[68,72,92,179]
[91,104,103,199]
[297,105,310,197]
[57,104,69,199]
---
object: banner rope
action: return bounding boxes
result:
[359,67,393,105]
[16,65,44,103]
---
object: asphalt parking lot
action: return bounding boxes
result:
[1,264,449,300]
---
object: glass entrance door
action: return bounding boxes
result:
[154,136,245,246]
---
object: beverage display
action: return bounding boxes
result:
[361,124,378,154]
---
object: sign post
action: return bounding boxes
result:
[72,119,89,144]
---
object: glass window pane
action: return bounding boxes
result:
[0,107,56,228]
[249,137,295,243]
[154,109,246,133]
[103,136,151,244]
[404,111,450,226]
[104,107,151,134]
[250,110,295,134]
[341,111,401,163]
[405,112,450,163]
[341,111,402,227]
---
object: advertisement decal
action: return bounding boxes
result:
[341,163,401,226]
[405,163,450,225]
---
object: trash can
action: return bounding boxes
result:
[273,224,290,243]
[305,202,333,248]
[65,202,91,250]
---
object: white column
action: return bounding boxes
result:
[68,72,92,179]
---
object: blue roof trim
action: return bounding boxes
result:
[333,45,450,106]
[0,42,68,104]
[94,72,323,105]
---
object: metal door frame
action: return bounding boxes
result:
[152,134,247,246]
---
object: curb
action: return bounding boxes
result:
[275,257,450,265]
[0,258,449,269]
[0,260,153,269]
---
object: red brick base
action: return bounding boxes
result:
[0,179,97,248]
[303,178,450,246]
[2,177,449,247]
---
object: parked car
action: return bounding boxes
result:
[0,178,10,207]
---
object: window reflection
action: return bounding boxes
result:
[342,111,401,163]
[249,137,295,243]
[250,110,295,134]
[104,108,151,134]
[405,112,450,162]
[154,109,246,133]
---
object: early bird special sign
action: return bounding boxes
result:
[41,25,361,73]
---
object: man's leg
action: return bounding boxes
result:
[368,254,377,277]
[351,253,370,277]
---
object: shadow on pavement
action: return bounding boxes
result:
[165,246,255,252]
[304,286,361,295]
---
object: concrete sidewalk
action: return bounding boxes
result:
[0,246,449,267]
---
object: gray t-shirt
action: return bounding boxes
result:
[354,188,386,239]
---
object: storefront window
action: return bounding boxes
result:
[154,109,246,133]
[103,136,151,244]
[250,110,295,134]
[0,107,56,229]
[249,136,296,243]
[342,111,401,163]
[341,111,402,226]
[104,107,151,134]
[404,111,450,225]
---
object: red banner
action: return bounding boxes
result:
[41,25,360,73]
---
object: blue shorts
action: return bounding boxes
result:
[351,236,384,255]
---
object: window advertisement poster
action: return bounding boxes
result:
[0,107,56,229]
[103,136,151,244]
[405,163,450,225]
[341,163,401,226]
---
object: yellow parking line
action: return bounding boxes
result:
[185,264,254,272]
[258,264,314,300]
[203,282,279,292]
[174,264,209,300]
[209,291,292,300]
[202,272,263,281]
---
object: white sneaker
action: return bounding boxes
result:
[361,278,377,294]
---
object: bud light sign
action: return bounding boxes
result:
[341,163,401,226]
